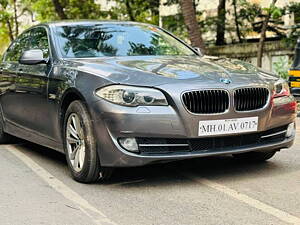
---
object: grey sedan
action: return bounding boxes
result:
[0,21,296,183]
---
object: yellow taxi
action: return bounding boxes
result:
[289,38,300,101]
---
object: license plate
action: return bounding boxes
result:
[290,82,300,88]
[198,117,258,136]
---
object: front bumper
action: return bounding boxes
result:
[89,94,297,167]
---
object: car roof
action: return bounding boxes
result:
[37,20,153,28]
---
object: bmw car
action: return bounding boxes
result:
[0,21,297,183]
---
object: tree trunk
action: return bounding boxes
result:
[52,0,68,19]
[13,0,18,37]
[179,0,206,53]
[6,20,14,41]
[125,0,135,21]
[233,0,242,43]
[216,0,226,46]
[257,0,277,68]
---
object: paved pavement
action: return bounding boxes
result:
[0,119,300,225]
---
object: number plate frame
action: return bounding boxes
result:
[198,117,258,136]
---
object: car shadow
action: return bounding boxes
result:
[13,141,297,187]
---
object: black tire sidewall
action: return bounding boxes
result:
[63,100,100,183]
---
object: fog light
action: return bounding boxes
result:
[286,122,296,138]
[119,138,139,152]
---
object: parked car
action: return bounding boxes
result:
[0,21,297,183]
[289,38,300,102]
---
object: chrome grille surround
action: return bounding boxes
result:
[182,89,230,114]
[234,87,270,111]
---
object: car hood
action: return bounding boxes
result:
[67,55,278,87]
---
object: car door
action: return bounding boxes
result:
[14,26,55,139]
[0,32,30,123]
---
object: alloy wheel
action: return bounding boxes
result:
[66,113,86,172]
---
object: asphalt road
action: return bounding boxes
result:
[1,119,300,225]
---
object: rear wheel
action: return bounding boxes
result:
[63,100,113,183]
[233,150,277,162]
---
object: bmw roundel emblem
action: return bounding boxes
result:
[220,78,232,84]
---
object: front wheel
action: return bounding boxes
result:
[63,100,113,183]
[232,150,277,162]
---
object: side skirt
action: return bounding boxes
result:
[4,119,64,153]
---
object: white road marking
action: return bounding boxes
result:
[5,145,117,225]
[184,174,300,225]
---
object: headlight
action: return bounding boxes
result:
[273,79,290,98]
[96,85,168,106]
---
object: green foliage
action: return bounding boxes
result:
[0,0,298,57]
[161,14,187,40]
[109,0,159,25]
[63,0,103,19]
[270,6,282,19]
[28,0,104,21]
[161,11,219,43]
[0,0,30,54]
[281,2,300,49]
[273,56,291,80]
[285,2,300,24]
[262,5,282,19]
[0,23,10,53]
[238,0,261,22]
[27,0,57,21]
[230,0,262,41]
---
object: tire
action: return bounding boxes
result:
[63,100,113,183]
[233,150,277,162]
[0,109,15,144]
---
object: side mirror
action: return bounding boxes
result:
[19,49,47,65]
[193,47,203,57]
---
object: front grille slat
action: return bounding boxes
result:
[204,91,208,113]
[234,87,269,111]
[191,92,195,113]
[182,90,229,114]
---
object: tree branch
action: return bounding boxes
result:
[257,0,277,68]
[216,0,226,45]
[125,0,135,21]
[233,0,242,43]
[6,20,14,41]
[13,0,18,37]
[51,0,68,19]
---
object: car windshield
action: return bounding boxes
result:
[55,23,196,58]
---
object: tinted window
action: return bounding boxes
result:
[55,24,195,58]
[29,27,50,58]
[4,31,31,62]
